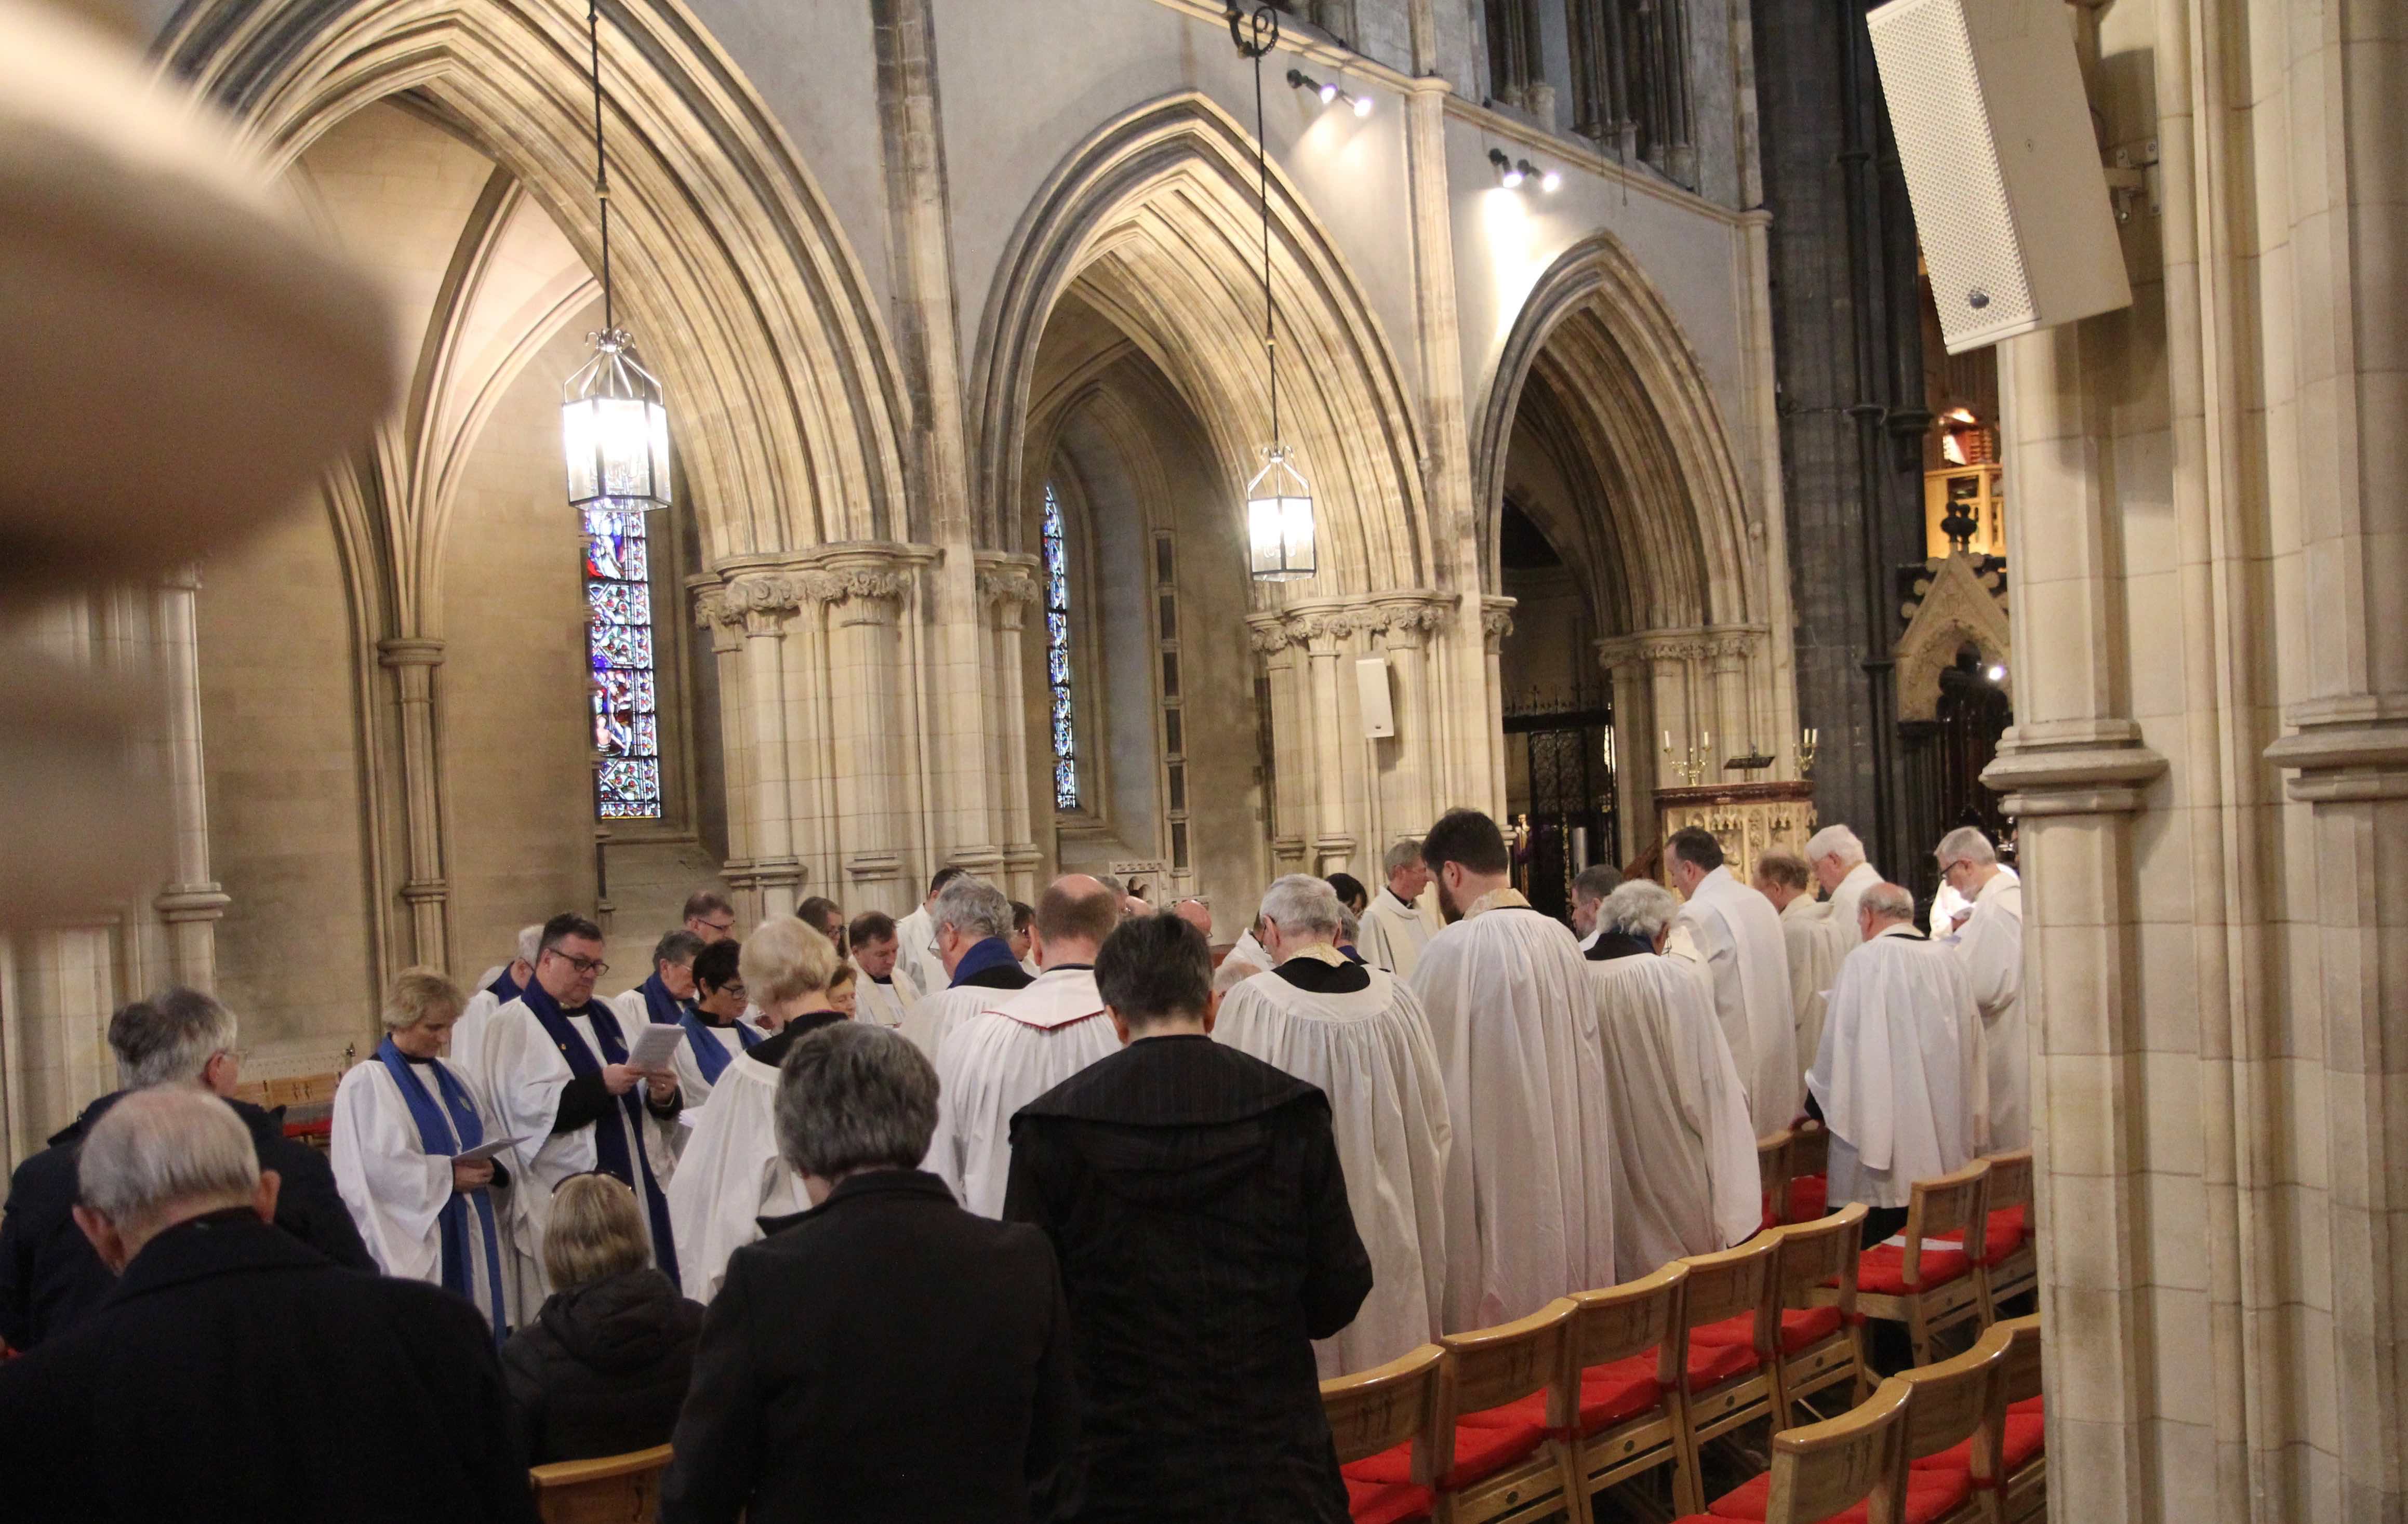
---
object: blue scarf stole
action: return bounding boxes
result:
[486,967,523,1004]
[679,1010,761,1088]
[949,935,1023,987]
[517,980,681,1285]
[373,1038,507,1345]
[636,971,689,1026]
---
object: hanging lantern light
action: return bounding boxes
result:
[1231,4,1315,583]
[562,0,668,517]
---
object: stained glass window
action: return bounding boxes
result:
[586,505,662,819]
[1043,484,1079,810]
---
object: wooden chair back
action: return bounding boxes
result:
[1322,1344,1444,1472]
[1565,1262,1685,1390]
[1791,1119,1830,1180]
[1775,1202,1867,1320]
[1763,1376,1913,1524]
[1758,1128,1797,1223]
[1983,1151,2032,1216]
[1994,1314,2043,1405]
[529,1443,672,1524]
[1440,1298,1576,1425]
[1678,1234,1779,1376]
[1901,1160,1990,1288]
[1893,1330,2008,1467]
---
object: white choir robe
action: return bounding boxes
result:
[330,1057,516,1333]
[927,968,1121,1218]
[1673,867,1801,1137]
[1019,954,1043,978]
[483,997,682,1302]
[664,1048,807,1302]
[1227,927,1270,970]
[901,983,1000,1061]
[1409,888,1617,1328]
[1806,923,1989,1209]
[1778,895,1852,1089]
[1586,945,1762,1279]
[1950,871,2027,1149]
[893,905,945,1004]
[1358,887,1434,980]
[448,986,510,1114]
[1216,958,1472,1378]
[852,966,910,1032]
[1827,861,1885,944]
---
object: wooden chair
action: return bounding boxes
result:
[1325,1344,1446,1524]
[1553,1262,1695,1515]
[1758,1128,1797,1230]
[1990,1315,2045,1522]
[1669,1376,1915,1524]
[1767,1203,1871,1421]
[1785,1121,1831,1224]
[1822,1160,1991,1366]
[529,1443,672,1524]
[1339,1303,1574,1524]
[1891,1328,2011,1524]
[1972,1151,2036,1317]
[1671,1235,1781,1486]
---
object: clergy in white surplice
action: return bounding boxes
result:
[667,937,765,1108]
[1807,883,1989,1219]
[1807,824,1885,945]
[927,877,1122,1217]
[892,866,964,1005]
[610,929,704,1034]
[1583,881,1762,1280]
[1667,827,1801,1135]
[845,910,911,1031]
[1754,848,1853,1081]
[1409,809,1617,1328]
[1217,874,1470,1378]
[1358,837,1436,979]
[899,877,1035,1060]
[1936,828,2027,1149]
[484,914,684,1302]
[664,917,844,1301]
[451,923,541,1108]
[1570,863,1620,952]
[331,969,515,1341]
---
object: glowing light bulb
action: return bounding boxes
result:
[1351,91,1373,117]
[1319,81,1338,102]
[1987,664,2007,683]
[1502,163,1525,188]
[1539,167,1562,192]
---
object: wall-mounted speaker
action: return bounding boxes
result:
[1867,0,2131,354]
[1356,657,1396,740]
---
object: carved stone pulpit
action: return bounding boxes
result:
[1654,781,1819,887]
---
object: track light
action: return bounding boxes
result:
[1287,68,1371,117]
[1537,164,1562,193]
[1488,148,1524,188]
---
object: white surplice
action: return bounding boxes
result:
[901,983,1004,1061]
[893,905,944,1004]
[330,1056,516,1333]
[1806,923,1988,1209]
[1950,871,2027,1149]
[1827,861,1885,944]
[926,968,1120,1218]
[1673,867,1801,1136]
[1586,946,1763,1279]
[1358,886,1435,980]
[1778,895,1852,1088]
[664,1047,807,1302]
[448,985,510,1113]
[852,968,909,1032]
[667,1020,752,1109]
[482,996,681,1301]
[1216,956,1473,1378]
[1409,889,1617,1327]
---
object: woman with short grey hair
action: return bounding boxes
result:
[663,1022,1080,1521]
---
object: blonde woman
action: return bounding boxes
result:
[664,916,847,1301]
[330,968,514,1342]
[501,1174,702,1463]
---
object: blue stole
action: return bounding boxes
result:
[486,968,523,1004]
[518,981,681,1285]
[679,1011,760,1088]
[374,1038,508,1344]
[950,935,1023,987]
[635,971,688,1026]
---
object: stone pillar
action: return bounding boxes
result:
[1644,633,1704,780]
[1481,598,1515,818]
[1708,630,1754,769]
[813,558,914,913]
[1249,616,1309,868]
[694,590,753,891]
[1597,635,1654,862]
[376,637,449,970]
[1373,598,1444,841]
[978,556,1042,899]
[152,573,228,985]
[1294,614,1356,876]
[725,574,802,922]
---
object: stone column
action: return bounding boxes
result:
[812,557,915,912]
[1373,597,1444,841]
[978,556,1042,899]
[1643,633,1705,783]
[375,636,449,970]
[1249,616,1309,868]
[693,590,755,897]
[1708,630,1755,767]
[1597,635,1654,862]
[1292,613,1356,876]
[152,572,228,985]
[724,574,802,921]
[1481,599,1515,818]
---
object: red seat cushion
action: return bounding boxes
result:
[1786,1174,1828,1222]
[1685,1335,1763,1389]
[1909,1413,2047,1477]
[1857,1241,1973,1294]
[1344,1474,1434,1524]
[1692,1306,1845,1356]
[1343,1399,1546,1492]
[1571,1355,1664,1432]
[1936,1206,2030,1266]
[2008,1395,2044,1418]
[1706,1465,1971,1522]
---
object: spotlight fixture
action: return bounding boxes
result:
[1488,148,1524,188]
[1286,67,1372,117]
[1987,663,2008,683]
[1537,164,1563,193]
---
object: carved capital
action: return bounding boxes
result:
[375,637,446,669]
[1981,720,2168,817]
[1639,635,1713,664]
[978,567,1040,609]
[801,567,910,608]
[1248,623,1294,654]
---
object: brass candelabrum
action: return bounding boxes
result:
[1662,729,1713,787]
[1798,727,1820,779]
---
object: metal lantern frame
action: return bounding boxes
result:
[1231,4,1316,583]
[562,328,671,511]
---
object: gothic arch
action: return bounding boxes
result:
[1894,555,2012,723]
[968,92,1432,599]
[1472,231,1756,633]
[160,0,912,563]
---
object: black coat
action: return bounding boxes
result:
[502,1267,704,1464]
[1004,1034,1373,1524]
[0,1209,537,1523]
[0,1089,373,1352]
[660,1169,1080,1524]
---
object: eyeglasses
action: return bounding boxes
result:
[695,918,736,934]
[547,951,609,977]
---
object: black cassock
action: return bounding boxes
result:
[1005,1034,1373,1524]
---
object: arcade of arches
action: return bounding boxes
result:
[6,1,2405,1520]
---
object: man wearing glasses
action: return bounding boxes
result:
[1935,827,2026,1150]
[683,890,738,945]
[485,915,684,1301]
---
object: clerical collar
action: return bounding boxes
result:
[1282,943,1349,968]
[1871,921,1927,942]
[1378,885,1415,912]
[1584,930,1656,962]
[1464,887,1532,919]
[1274,956,1372,995]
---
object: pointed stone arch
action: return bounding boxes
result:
[160,0,912,562]
[967,91,1432,600]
